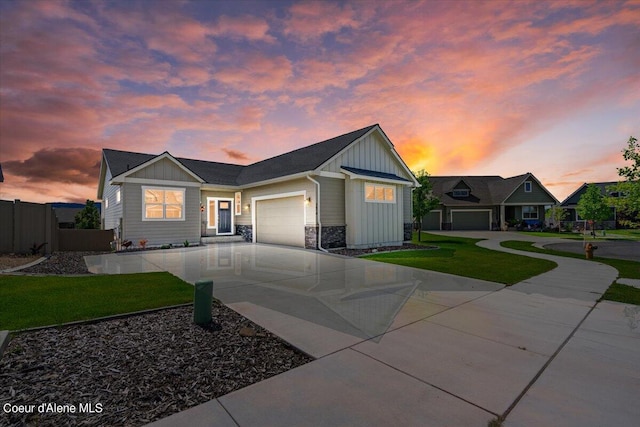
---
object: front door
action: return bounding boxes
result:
[218,200,232,234]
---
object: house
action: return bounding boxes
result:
[97,124,419,249]
[422,173,558,231]
[560,182,618,229]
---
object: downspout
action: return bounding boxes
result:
[306,175,328,252]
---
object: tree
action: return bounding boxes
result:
[608,136,639,227]
[545,205,568,231]
[576,184,611,236]
[75,200,101,229]
[412,170,440,242]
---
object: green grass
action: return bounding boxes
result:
[0,272,193,330]
[500,240,640,305]
[512,231,583,239]
[606,229,640,241]
[500,241,640,280]
[363,233,557,285]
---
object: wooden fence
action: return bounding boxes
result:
[0,200,113,254]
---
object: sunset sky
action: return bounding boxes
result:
[0,0,638,204]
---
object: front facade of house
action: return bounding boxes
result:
[422,173,558,231]
[97,125,418,249]
[560,182,618,229]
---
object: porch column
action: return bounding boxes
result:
[500,204,506,230]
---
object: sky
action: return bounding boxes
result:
[0,0,638,204]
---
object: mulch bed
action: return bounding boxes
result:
[0,305,312,426]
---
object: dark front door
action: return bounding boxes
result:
[218,200,232,234]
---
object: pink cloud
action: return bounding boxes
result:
[214,53,292,93]
[222,148,250,161]
[283,1,360,41]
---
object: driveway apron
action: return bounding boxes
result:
[86,236,638,426]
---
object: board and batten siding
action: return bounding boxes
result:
[235,178,317,226]
[317,176,345,226]
[345,179,403,248]
[403,186,412,223]
[102,168,123,232]
[129,157,198,182]
[505,179,556,204]
[322,132,408,178]
[122,182,200,246]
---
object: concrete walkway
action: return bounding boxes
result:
[85,236,639,426]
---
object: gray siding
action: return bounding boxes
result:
[506,179,555,204]
[345,179,403,248]
[122,183,200,246]
[102,168,123,232]
[236,178,317,226]
[403,186,412,222]
[322,132,410,180]
[317,176,345,226]
[129,157,199,182]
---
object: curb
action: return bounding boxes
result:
[0,256,48,273]
[0,330,9,359]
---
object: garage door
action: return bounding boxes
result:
[451,211,490,230]
[422,211,442,230]
[256,196,305,247]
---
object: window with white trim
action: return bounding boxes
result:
[524,181,532,192]
[452,189,469,197]
[365,183,395,203]
[143,187,185,220]
[522,205,538,219]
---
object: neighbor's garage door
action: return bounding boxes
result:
[422,211,441,230]
[451,211,490,230]
[256,196,305,247]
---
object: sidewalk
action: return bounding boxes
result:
[142,237,638,426]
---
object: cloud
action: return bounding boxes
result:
[214,53,293,93]
[214,15,275,42]
[3,148,101,186]
[282,1,360,41]
[221,148,249,162]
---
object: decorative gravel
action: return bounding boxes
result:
[0,305,312,426]
[17,252,105,275]
[1,252,312,426]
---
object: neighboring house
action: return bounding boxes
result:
[422,173,558,231]
[560,182,618,229]
[97,124,419,249]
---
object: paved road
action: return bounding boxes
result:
[544,240,640,262]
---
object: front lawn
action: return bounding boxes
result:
[500,240,640,305]
[500,241,640,280]
[0,272,193,330]
[363,233,557,285]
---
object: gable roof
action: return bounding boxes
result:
[430,173,557,205]
[561,181,619,206]
[101,124,397,188]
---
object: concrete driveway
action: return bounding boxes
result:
[85,239,639,426]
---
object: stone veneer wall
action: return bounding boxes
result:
[404,223,413,241]
[236,225,252,242]
[305,226,347,249]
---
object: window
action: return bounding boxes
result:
[452,189,469,197]
[365,183,395,203]
[524,181,532,193]
[522,206,538,219]
[234,192,242,215]
[143,187,185,220]
[116,189,121,204]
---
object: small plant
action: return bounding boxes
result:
[139,239,148,249]
[29,242,47,255]
[184,240,190,247]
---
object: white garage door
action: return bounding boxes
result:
[256,196,305,247]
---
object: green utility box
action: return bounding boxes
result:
[194,279,213,324]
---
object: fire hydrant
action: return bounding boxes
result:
[585,243,598,260]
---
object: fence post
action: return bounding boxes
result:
[13,199,21,253]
